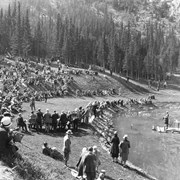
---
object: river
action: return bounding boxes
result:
[114,102,180,180]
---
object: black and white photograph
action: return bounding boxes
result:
[0,0,180,180]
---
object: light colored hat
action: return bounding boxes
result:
[66,130,73,135]
[51,147,57,150]
[101,169,106,173]
[1,117,12,128]
[93,145,97,150]
[114,131,118,135]
[123,134,128,139]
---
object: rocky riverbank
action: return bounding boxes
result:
[91,101,158,180]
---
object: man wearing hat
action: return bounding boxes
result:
[0,117,17,157]
[119,134,130,166]
[62,130,73,166]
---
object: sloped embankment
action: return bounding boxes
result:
[91,105,158,180]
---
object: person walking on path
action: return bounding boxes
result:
[110,131,120,163]
[63,129,73,166]
[83,147,96,180]
[119,134,130,166]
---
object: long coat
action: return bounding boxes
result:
[76,151,88,176]
[119,140,130,162]
[110,135,120,158]
[83,151,96,179]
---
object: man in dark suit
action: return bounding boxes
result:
[83,147,96,180]
[52,111,59,132]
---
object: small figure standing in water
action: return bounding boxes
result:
[163,111,169,129]
[119,134,130,166]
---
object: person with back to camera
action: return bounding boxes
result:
[119,134,130,167]
[110,131,120,163]
[83,147,96,180]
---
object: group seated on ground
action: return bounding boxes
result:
[125,95,155,106]
[0,58,121,102]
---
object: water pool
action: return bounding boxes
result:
[114,102,180,180]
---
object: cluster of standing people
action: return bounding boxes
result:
[62,129,104,180]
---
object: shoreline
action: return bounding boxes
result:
[91,101,159,180]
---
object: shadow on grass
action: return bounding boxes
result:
[37,125,91,138]
[1,152,46,180]
[104,175,116,180]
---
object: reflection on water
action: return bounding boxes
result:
[114,102,180,180]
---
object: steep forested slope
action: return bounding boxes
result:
[0,0,180,81]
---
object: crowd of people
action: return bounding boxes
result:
[0,58,120,105]
[0,58,73,102]
[0,95,134,180]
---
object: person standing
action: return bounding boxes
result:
[163,111,169,129]
[44,92,48,103]
[16,113,28,132]
[43,109,52,133]
[63,130,73,166]
[36,108,43,132]
[30,97,35,111]
[76,147,88,178]
[119,134,130,166]
[93,146,101,172]
[59,111,67,130]
[83,147,96,180]
[110,131,120,163]
[29,111,37,130]
[51,111,59,132]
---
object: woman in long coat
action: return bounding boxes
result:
[119,134,130,166]
[76,147,88,177]
[110,131,120,162]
